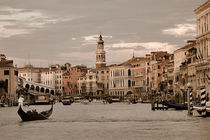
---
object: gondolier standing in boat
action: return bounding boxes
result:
[18,95,24,106]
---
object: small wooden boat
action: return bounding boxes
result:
[17,103,53,121]
[62,99,72,105]
[129,98,138,104]
[162,101,187,110]
[61,97,73,105]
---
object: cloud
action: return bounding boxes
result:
[162,23,196,37]
[82,35,112,45]
[0,7,75,38]
[106,42,177,53]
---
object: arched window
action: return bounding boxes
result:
[46,89,49,93]
[50,90,55,95]
[25,84,30,89]
[30,85,35,90]
[41,87,45,93]
[36,86,40,92]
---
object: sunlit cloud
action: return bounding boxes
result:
[0,7,77,38]
[162,23,196,37]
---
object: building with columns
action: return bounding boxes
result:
[194,0,210,96]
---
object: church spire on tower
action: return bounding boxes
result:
[96,34,106,69]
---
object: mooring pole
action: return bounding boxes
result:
[189,87,193,114]
[187,83,191,115]
[187,88,191,115]
[200,86,206,117]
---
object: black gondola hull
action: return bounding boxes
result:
[17,105,53,121]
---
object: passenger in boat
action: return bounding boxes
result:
[27,109,38,115]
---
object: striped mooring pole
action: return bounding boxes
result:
[189,87,193,114]
[200,86,206,117]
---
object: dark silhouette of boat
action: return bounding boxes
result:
[61,97,73,105]
[17,103,53,121]
[162,101,187,110]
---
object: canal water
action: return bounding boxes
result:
[0,103,210,140]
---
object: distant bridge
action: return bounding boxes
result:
[19,77,55,95]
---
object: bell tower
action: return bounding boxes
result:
[96,34,106,68]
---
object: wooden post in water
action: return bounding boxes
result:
[151,96,155,110]
[200,86,206,117]
[187,84,191,115]
[189,87,193,114]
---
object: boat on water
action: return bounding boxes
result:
[62,99,72,105]
[17,103,53,121]
[61,97,74,105]
[162,101,187,110]
[17,95,53,121]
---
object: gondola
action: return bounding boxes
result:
[62,100,72,105]
[61,97,73,105]
[17,103,53,121]
[162,101,187,110]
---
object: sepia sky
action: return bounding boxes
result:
[0,0,207,67]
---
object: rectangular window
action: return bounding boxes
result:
[5,79,8,93]
[4,70,9,75]
[14,70,18,76]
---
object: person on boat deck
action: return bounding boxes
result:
[27,109,38,115]
[18,95,24,106]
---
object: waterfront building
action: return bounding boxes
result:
[179,41,197,98]
[194,0,210,97]
[63,65,87,97]
[0,54,18,105]
[173,41,196,95]
[108,57,144,97]
[77,75,87,96]
[18,64,46,83]
[109,63,131,97]
[41,63,70,97]
[130,57,148,97]
[86,69,97,97]
[164,54,174,94]
[146,51,171,93]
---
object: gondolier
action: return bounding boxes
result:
[18,95,24,106]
